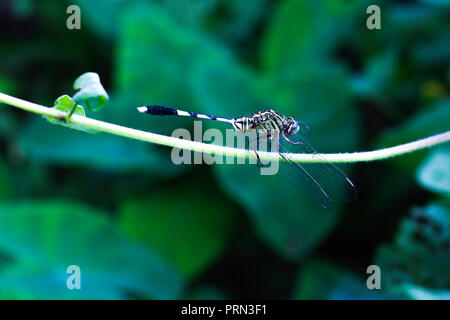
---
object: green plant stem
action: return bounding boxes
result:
[1,92,449,163]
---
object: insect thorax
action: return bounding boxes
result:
[233,109,288,133]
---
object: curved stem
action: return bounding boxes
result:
[1,92,449,163]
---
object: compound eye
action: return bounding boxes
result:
[291,122,300,135]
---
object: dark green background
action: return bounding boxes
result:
[0,0,449,299]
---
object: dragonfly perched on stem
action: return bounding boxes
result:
[138,105,357,209]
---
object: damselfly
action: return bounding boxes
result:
[138,105,357,209]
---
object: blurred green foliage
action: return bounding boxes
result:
[0,201,182,299]
[0,0,448,299]
[293,259,386,300]
[376,203,450,299]
[119,182,235,278]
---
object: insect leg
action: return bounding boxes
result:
[249,131,270,168]
[282,133,302,145]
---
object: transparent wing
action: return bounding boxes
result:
[250,130,356,209]
[278,133,357,209]
[297,121,311,142]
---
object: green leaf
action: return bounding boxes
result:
[52,95,85,115]
[119,182,235,279]
[73,72,109,112]
[0,200,183,299]
[44,95,96,133]
[293,260,385,300]
[417,148,450,196]
[19,118,180,174]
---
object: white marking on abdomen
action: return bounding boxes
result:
[177,111,191,116]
